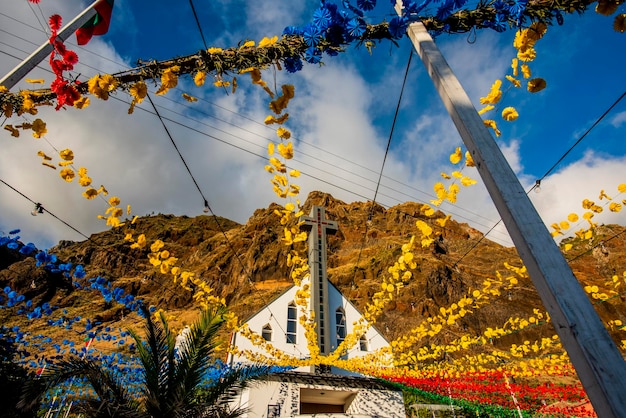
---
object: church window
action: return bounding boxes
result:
[286,302,297,344]
[359,335,368,352]
[262,324,272,341]
[335,308,346,345]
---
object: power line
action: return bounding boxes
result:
[351,50,414,286]
[188,0,208,50]
[0,178,90,240]
[145,92,258,287]
[531,90,626,192]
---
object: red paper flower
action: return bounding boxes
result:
[63,50,78,65]
[49,14,62,31]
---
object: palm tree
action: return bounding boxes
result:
[19,306,271,418]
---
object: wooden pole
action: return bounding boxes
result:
[0,0,101,91]
[395,6,626,417]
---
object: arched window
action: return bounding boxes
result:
[336,308,346,346]
[286,302,297,344]
[262,324,272,341]
[359,335,368,352]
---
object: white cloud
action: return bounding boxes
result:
[529,153,626,236]
[610,111,626,128]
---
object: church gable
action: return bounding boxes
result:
[228,206,390,367]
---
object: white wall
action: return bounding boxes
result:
[234,376,405,418]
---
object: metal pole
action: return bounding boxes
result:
[0,0,101,90]
[395,4,626,416]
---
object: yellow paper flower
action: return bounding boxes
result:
[461,176,477,186]
[479,80,502,105]
[614,14,626,32]
[483,119,501,136]
[511,58,519,77]
[517,47,537,62]
[207,47,223,54]
[156,66,180,95]
[59,168,75,182]
[258,36,278,48]
[213,79,231,87]
[478,105,494,115]
[520,64,531,79]
[609,202,622,212]
[31,118,47,138]
[88,74,118,100]
[465,151,475,167]
[265,113,290,125]
[194,71,207,86]
[182,93,198,102]
[505,75,521,88]
[82,188,98,199]
[502,107,519,121]
[277,142,293,159]
[276,127,291,139]
[129,81,147,103]
[527,22,547,41]
[109,196,121,206]
[4,125,19,137]
[74,96,90,109]
[241,40,255,48]
[59,149,74,161]
[449,147,462,164]
[596,0,619,16]
[78,176,92,187]
[130,234,147,249]
[527,78,547,93]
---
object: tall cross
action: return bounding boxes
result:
[300,206,338,357]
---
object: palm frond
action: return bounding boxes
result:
[18,356,136,415]
[174,306,226,405]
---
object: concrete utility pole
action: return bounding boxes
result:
[0,0,101,90]
[394,4,626,417]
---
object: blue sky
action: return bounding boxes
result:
[0,0,624,250]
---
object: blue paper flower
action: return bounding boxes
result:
[357,0,376,11]
[305,47,323,64]
[346,17,366,37]
[388,16,408,38]
[285,58,302,73]
[303,23,323,46]
[313,7,333,30]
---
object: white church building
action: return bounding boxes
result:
[227,206,406,418]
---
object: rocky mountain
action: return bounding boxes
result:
[2,191,625,362]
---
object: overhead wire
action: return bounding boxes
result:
[188,0,209,50]
[350,49,414,288]
[529,90,626,193]
[0,178,90,240]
